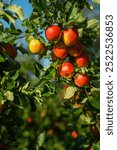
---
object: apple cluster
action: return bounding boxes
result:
[45,25,90,87]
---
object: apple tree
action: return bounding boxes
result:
[0,0,100,149]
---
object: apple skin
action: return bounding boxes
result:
[29,39,46,54]
[75,51,90,67]
[6,43,17,58]
[45,25,62,41]
[62,28,79,47]
[71,130,79,138]
[53,42,68,59]
[69,40,83,57]
[74,74,89,87]
[60,62,74,78]
[26,117,33,123]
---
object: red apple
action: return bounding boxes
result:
[69,40,83,57]
[75,51,90,67]
[26,117,33,123]
[71,130,79,139]
[62,28,79,46]
[45,25,62,41]
[6,43,17,58]
[74,74,89,87]
[60,62,74,78]
[53,42,68,59]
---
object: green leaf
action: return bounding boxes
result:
[34,96,43,105]
[0,2,3,8]
[6,80,16,90]
[64,86,77,99]
[81,97,88,104]
[87,19,98,29]
[69,6,80,21]
[33,61,44,78]
[45,68,56,80]
[25,35,34,42]
[91,87,100,98]
[92,80,100,88]
[11,71,19,80]
[80,113,92,124]
[22,82,30,90]
[3,11,15,23]
[1,57,20,71]
[88,96,100,109]
[4,91,14,101]
[0,92,3,101]
[91,99,100,109]
[0,54,7,62]
[37,131,46,147]
[39,36,46,44]
[92,0,100,4]
[93,143,100,150]
[42,91,54,97]
[8,4,24,20]
[85,2,93,10]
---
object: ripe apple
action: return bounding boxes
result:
[71,130,79,139]
[6,43,17,58]
[62,28,79,46]
[53,42,68,59]
[29,39,46,54]
[45,25,62,41]
[75,51,90,67]
[47,129,54,136]
[74,74,89,87]
[60,62,74,78]
[26,117,33,123]
[69,40,83,57]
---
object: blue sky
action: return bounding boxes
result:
[11,0,32,18]
[2,0,32,18]
[1,0,32,28]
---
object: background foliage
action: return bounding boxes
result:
[0,0,100,149]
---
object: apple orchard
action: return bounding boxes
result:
[0,0,100,150]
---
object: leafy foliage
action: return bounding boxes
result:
[0,0,100,149]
